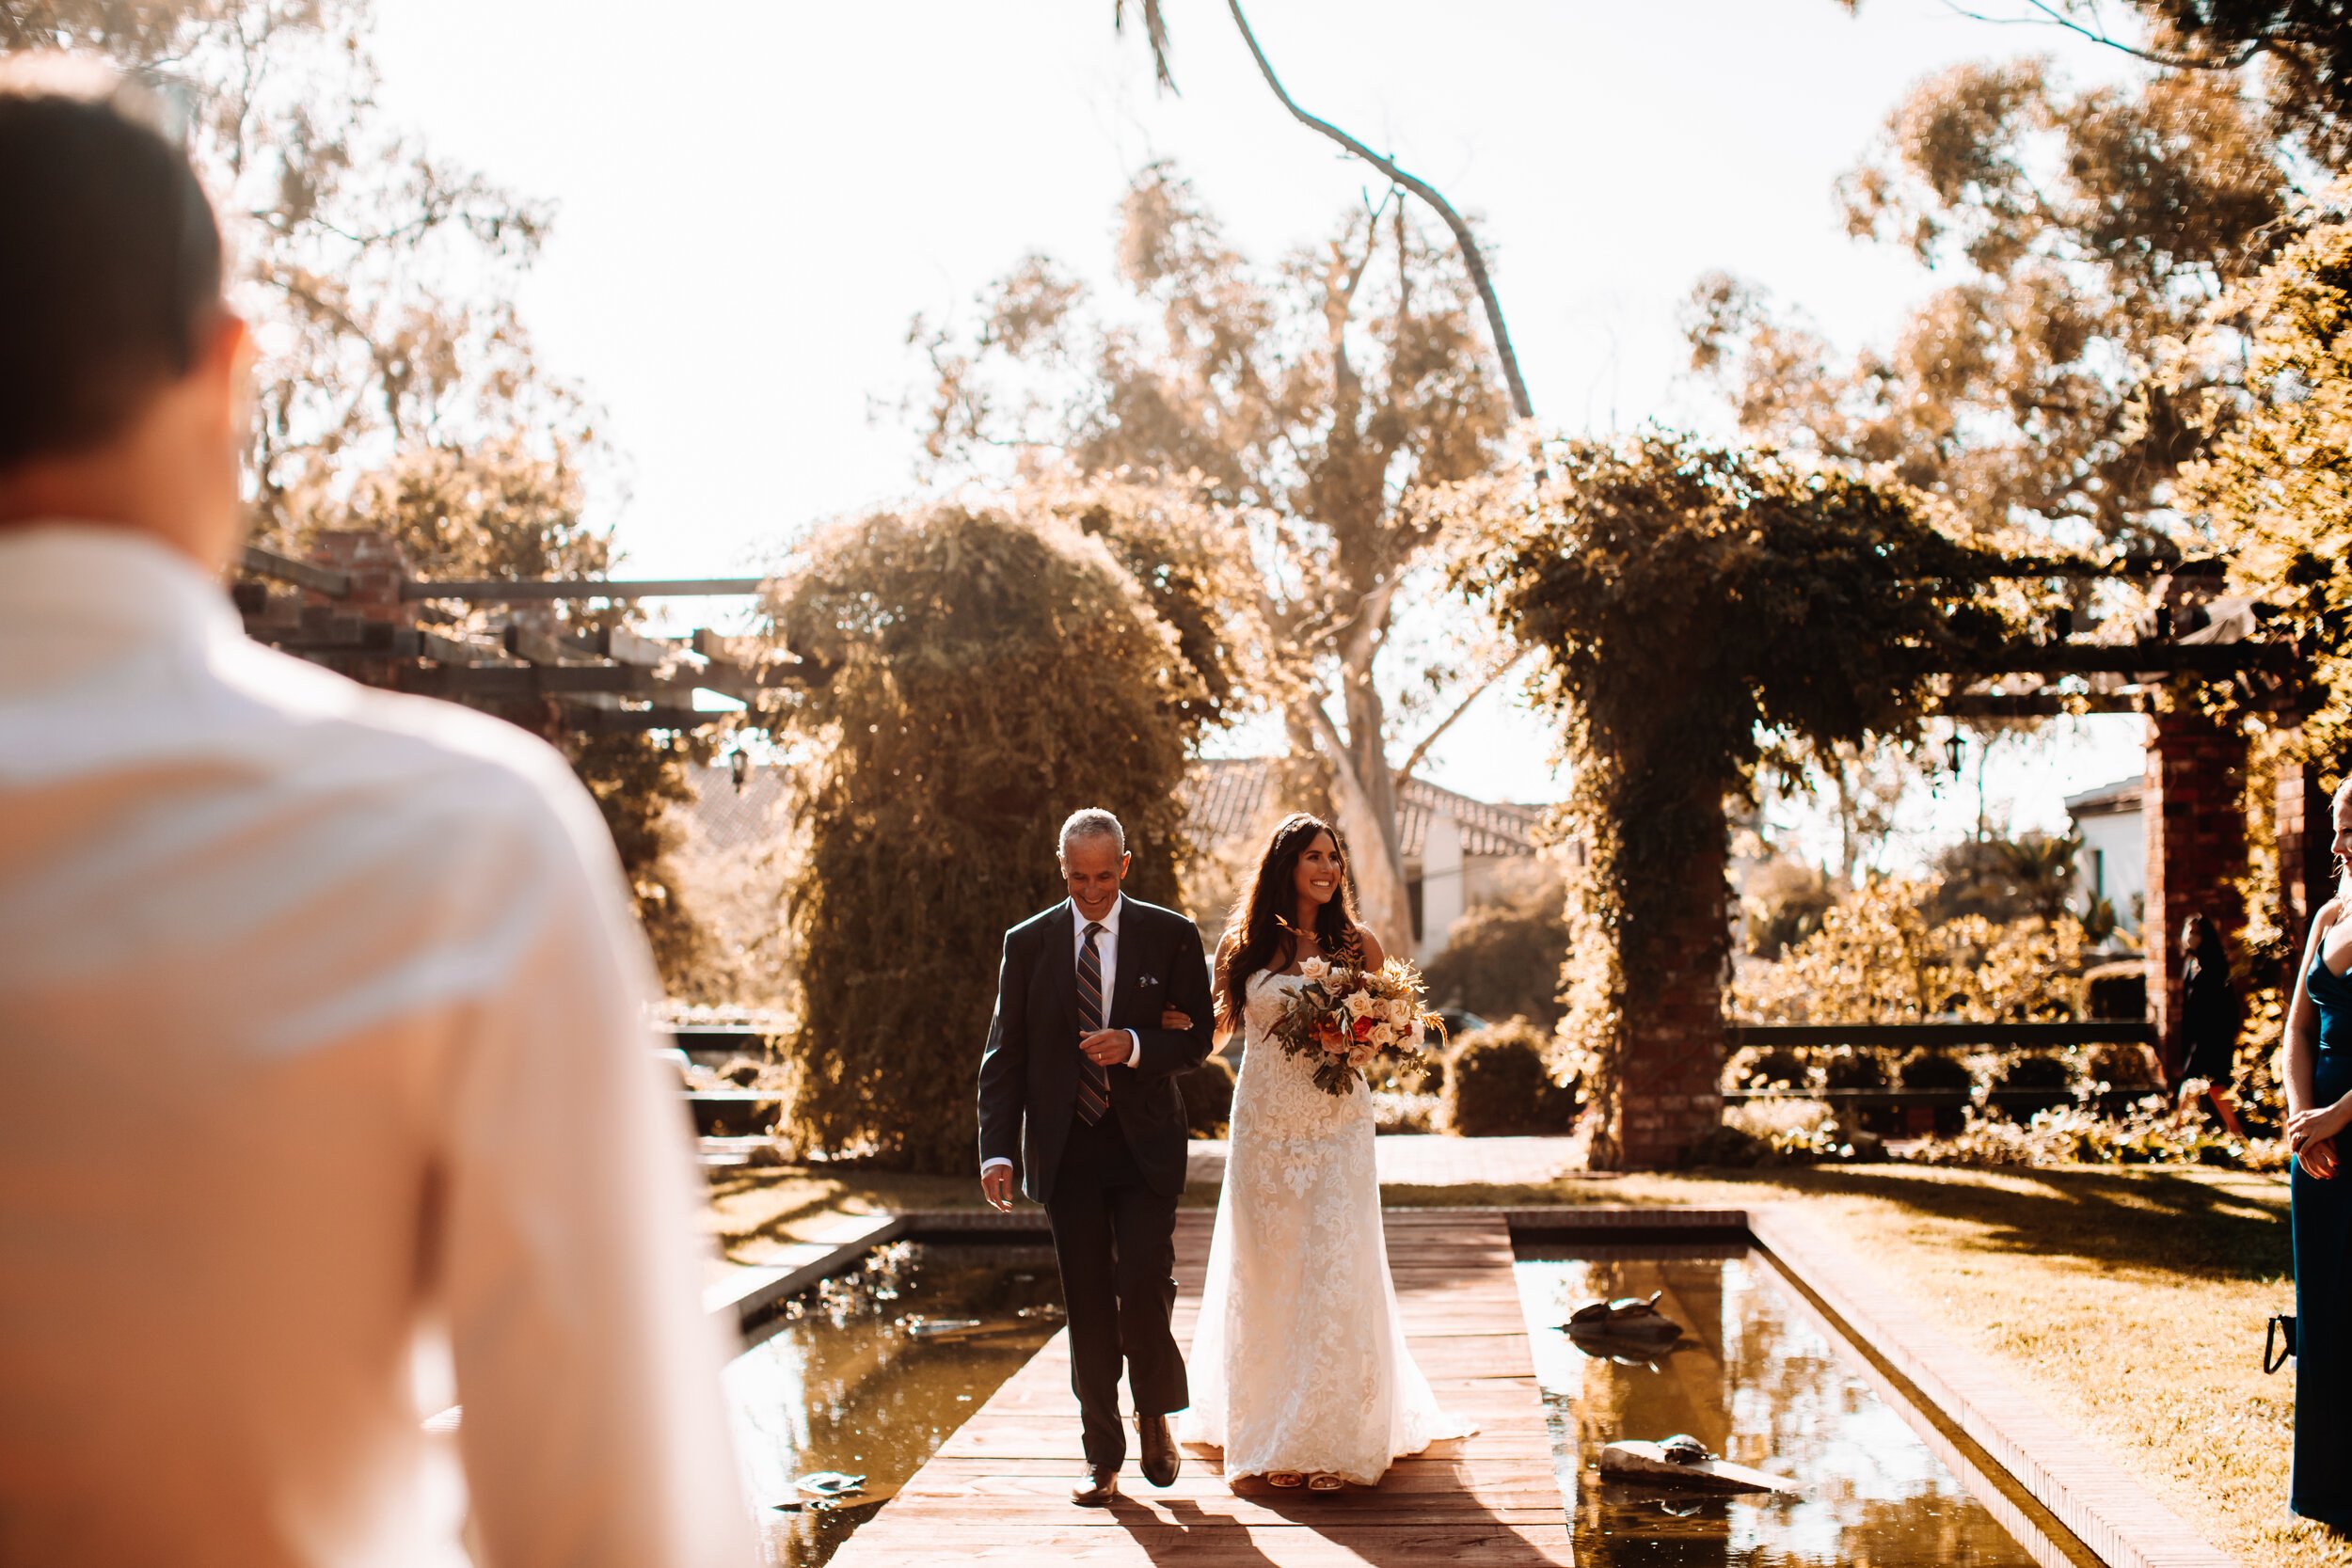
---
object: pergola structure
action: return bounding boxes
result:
[230,530,808,737]
[1618,559,2325,1167]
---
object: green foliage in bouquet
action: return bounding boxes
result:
[763,498,1226,1172]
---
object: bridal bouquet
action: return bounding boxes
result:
[1269,954,1445,1097]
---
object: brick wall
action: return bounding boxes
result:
[1614,830,1730,1168]
[2276,757,2334,964]
[2143,706,2248,1074]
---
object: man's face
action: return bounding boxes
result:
[1061,834,1129,922]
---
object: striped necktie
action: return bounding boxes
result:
[1075,920,1110,1125]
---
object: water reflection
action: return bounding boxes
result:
[725,1241,1064,1568]
[1514,1243,2036,1567]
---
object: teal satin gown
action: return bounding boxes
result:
[2294,949,2352,1526]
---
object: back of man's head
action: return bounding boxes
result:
[0,55,231,536]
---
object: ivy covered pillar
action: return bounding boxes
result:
[1614,816,1731,1168]
[2142,705,2249,1078]
[2277,754,2333,963]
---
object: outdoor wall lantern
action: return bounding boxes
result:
[1943,730,1967,776]
[730,747,752,793]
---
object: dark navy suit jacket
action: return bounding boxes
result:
[975,896,1215,1203]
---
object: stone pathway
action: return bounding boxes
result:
[1185,1133,1591,1191]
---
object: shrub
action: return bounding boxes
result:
[1730,878,2090,1025]
[764,499,1223,1172]
[1439,1021,1580,1136]
[1898,1051,1974,1134]
[1904,1102,2285,1171]
[2086,1041,2159,1088]
[1179,1056,1236,1137]
[1824,1048,1898,1134]
[2084,961,2148,1022]
[1992,1053,2075,1122]
[1736,1048,1811,1089]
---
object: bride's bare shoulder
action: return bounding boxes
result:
[1353,924,1386,968]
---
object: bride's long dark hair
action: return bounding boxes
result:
[1213,812,1363,1036]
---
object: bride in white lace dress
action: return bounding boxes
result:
[1177,813,1470,1491]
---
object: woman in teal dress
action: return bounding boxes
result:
[2285,778,2352,1528]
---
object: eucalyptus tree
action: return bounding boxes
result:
[914,164,1512,954]
[2,0,721,990]
[1687,57,2288,551]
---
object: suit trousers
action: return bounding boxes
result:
[1044,1111,1188,1469]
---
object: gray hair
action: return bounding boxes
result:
[1058,808,1126,860]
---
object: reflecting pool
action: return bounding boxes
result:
[1514,1242,2038,1567]
[725,1240,1064,1568]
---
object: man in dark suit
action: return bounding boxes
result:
[977,807,1215,1506]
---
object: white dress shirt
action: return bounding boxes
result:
[0,526,754,1568]
[979,895,1143,1178]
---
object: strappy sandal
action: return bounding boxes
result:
[1307,1473,1345,1492]
[1265,1471,1305,1488]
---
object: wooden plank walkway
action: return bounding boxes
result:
[831,1209,1573,1566]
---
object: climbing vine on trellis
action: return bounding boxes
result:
[1449,436,2024,1164]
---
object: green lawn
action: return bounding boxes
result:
[707,1158,2328,1567]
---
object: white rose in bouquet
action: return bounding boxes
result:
[1299,955,1331,980]
[1344,990,1376,1019]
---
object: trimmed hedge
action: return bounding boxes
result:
[1439,1020,1580,1137]
[1180,1055,1237,1137]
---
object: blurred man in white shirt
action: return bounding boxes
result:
[0,57,755,1568]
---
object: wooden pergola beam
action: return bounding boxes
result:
[400,577,769,601]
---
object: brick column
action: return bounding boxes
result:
[2143,706,2249,1076]
[2277,756,2334,965]
[307,530,411,624]
[302,530,413,690]
[1615,828,1729,1168]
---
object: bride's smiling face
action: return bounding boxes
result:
[1293,832,1343,911]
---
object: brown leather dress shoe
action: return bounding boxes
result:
[1072,1465,1120,1507]
[1137,1414,1181,1488]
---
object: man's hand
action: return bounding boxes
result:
[979,1164,1014,1212]
[1160,1007,1195,1032]
[1080,1028,1131,1066]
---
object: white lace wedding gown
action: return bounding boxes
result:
[1179,969,1471,1484]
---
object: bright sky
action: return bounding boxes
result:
[368,0,2152,847]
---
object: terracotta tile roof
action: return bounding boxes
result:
[1184,757,1545,862]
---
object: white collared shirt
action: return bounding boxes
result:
[0,525,754,1568]
[979,894,1142,1177]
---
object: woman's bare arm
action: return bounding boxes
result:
[2286,898,2339,1119]
[1356,925,1387,970]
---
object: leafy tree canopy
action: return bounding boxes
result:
[914,161,1512,955]
[1690,56,2288,551]
[763,496,1222,1173]
[2182,197,2352,760]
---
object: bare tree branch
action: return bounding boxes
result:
[1114,0,1177,92]
[1932,0,2263,73]
[1391,651,1526,784]
[1225,0,1535,422]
